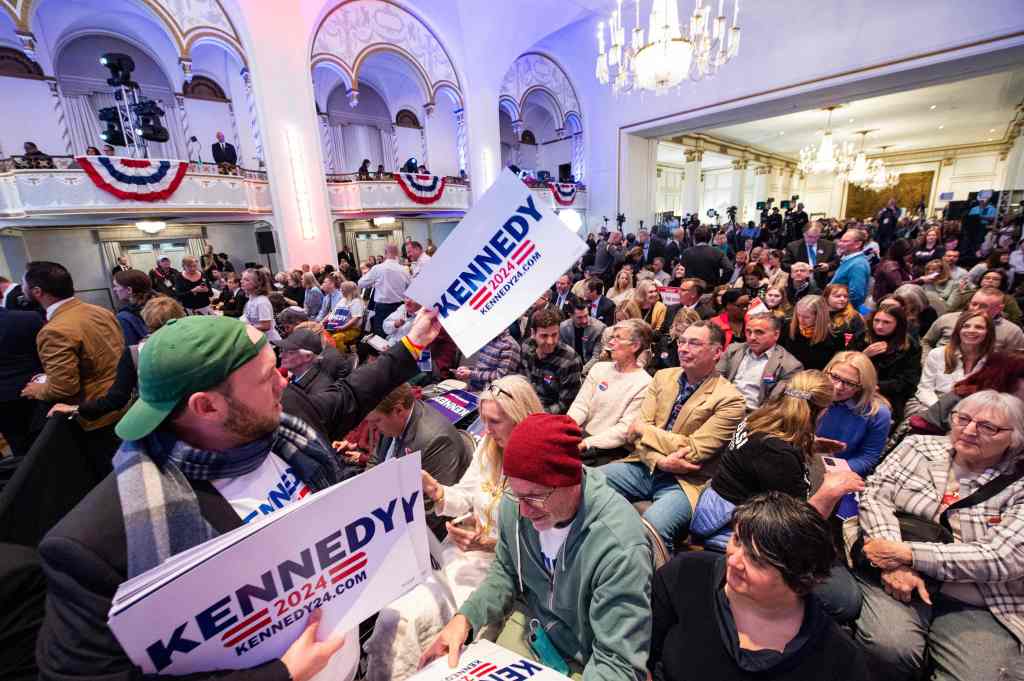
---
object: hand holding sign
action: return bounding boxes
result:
[419,613,472,669]
[281,609,346,681]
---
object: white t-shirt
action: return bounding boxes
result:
[210,453,310,525]
[538,524,572,572]
[244,294,280,341]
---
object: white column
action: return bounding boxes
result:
[176,95,192,151]
[511,119,525,167]
[48,81,72,155]
[318,113,336,173]
[384,125,399,171]
[571,131,585,182]
[228,2,336,266]
[419,102,434,170]
[240,68,264,167]
[682,149,704,216]
[729,159,747,218]
[753,165,771,211]
[454,107,468,175]
[619,132,659,230]
[461,82,503,198]
[227,101,244,162]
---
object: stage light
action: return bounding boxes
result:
[100,53,136,88]
[98,106,126,146]
[131,100,169,143]
[401,157,419,173]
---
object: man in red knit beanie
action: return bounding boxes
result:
[421,413,652,679]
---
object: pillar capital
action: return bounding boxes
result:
[755,165,773,176]
[423,101,436,117]
[731,159,748,170]
[347,89,359,108]
[179,58,193,83]
[685,149,704,163]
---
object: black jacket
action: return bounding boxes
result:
[860,338,922,421]
[220,288,247,318]
[589,295,616,327]
[780,328,845,371]
[35,343,421,681]
[280,360,342,441]
[211,141,238,165]
[782,238,837,271]
[680,245,732,287]
[0,307,43,401]
[3,284,43,313]
[148,268,179,299]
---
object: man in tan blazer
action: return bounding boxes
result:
[19,262,126,443]
[601,320,745,551]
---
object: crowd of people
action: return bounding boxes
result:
[2,195,1024,681]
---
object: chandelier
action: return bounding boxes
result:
[596,0,741,95]
[135,220,167,234]
[864,145,900,191]
[798,106,854,176]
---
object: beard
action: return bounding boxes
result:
[223,396,279,442]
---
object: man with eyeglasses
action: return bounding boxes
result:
[421,413,652,679]
[920,287,1024,357]
[601,321,745,552]
[661,277,714,335]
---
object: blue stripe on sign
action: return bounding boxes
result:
[97,158,171,185]
[405,174,439,193]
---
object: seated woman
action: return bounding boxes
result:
[364,376,543,681]
[568,319,653,465]
[651,492,870,681]
[818,351,893,477]
[735,262,767,300]
[947,268,1023,324]
[858,306,921,423]
[892,284,939,338]
[846,390,1024,681]
[667,263,687,288]
[762,285,791,320]
[634,279,667,332]
[651,307,700,371]
[780,295,845,371]
[710,289,749,347]
[324,280,365,350]
[607,268,635,306]
[918,258,956,305]
[690,370,865,551]
[911,310,994,416]
[824,283,866,349]
[914,351,1024,434]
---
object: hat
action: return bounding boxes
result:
[277,306,308,326]
[271,329,323,355]
[116,316,267,441]
[503,413,582,487]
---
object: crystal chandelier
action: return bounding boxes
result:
[864,145,900,191]
[847,130,898,190]
[798,107,853,176]
[596,0,741,95]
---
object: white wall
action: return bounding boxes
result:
[19,228,112,307]
[0,76,67,157]
[425,94,460,176]
[205,222,275,270]
[183,98,235,163]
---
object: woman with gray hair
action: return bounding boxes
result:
[845,389,1024,681]
[568,319,653,465]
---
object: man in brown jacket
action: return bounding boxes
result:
[601,320,745,551]
[19,262,125,472]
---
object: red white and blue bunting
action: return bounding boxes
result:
[548,181,578,206]
[76,156,189,202]
[394,173,447,205]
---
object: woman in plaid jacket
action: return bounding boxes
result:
[845,390,1024,681]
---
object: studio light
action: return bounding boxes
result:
[131,100,169,143]
[98,106,126,146]
[401,157,419,173]
[100,53,136,88]
[558,209,583,233]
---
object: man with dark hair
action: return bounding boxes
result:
[662,277,714,332]
[584,277,616,327]
[592,231,625,285]
[0,303,44,456]
[560,300,606,364]
[365,383,471,538]
[148,256,179,298]
[551,273,578,318]
[681,227,732,287]
[407,240,431,277]
[36,311,442,681]
[716,314,803,410]
[0,274,42,312]
[601,321,745,551]
[520,307,582,414]
[19,261,125,472]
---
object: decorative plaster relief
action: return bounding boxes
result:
[500,52,581,127]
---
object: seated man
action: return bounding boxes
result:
[785,261,820,303]
[559,300,606,365]
[520,308,582,415]
[383,297,421,347]
[583,278,616,327]
[715,313,803,411]
[454,328,521,391]
[601,321,745,552]
[421,413,652,679]
[551,273,578,318]
[920,287,1024,355]
[36,311,442,681]
[274,328,342,442]
[365,383,471,539]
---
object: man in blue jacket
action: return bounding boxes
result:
[831,228,871,310]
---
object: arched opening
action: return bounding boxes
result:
[396,109,421,129]
[327,81,390,173]
[185,40,255,166]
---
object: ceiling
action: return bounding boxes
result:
[700,66,1024,160]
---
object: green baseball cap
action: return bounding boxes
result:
[116,316,268,441]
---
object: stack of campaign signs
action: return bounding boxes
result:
[107,455,431,675]
[410,640,567,681]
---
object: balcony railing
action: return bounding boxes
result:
[0,156,271,219]
[325,174,471,214]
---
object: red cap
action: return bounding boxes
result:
[503,413,583,487]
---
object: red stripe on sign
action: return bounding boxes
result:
[515,244,536,265]
[328,551,366,574]
[471,289,492,310]
[221,608,269,641]
[469,286,490,307]
[298,485,310,498]
[222,616,272,647]
[120,158,152,168]
[511,240,532,261]
[471,663,498,676]
[330,559,367,583]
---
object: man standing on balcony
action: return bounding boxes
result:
[359,243,411,337]
[211,131,237,168]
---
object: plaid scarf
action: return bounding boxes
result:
[114,414,340,578]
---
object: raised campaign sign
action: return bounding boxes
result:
[405,169,587,357]
[107,455,431,675]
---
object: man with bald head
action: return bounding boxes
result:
[830,228,871,309]
[920,287,1024,356]
[358,242,411,336]
[783,221,837,278]
[211,131,237,167]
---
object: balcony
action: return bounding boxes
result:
[0,156,272,222]
[325,174,471,216]
[528,185,589,213]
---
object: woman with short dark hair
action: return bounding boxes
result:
[650,492,869,681]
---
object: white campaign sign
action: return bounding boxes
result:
[405,170,587,357]
[107,455,430,675]
[410,640,567,681]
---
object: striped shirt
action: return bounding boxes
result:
[858,434,1024,643]
[519,339,582,415]
[467,331,521,391]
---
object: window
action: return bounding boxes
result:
[396,109,422,129]
[520,130,537,145]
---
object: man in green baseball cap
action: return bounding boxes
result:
[37,309,442,681]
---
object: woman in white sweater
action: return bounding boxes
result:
[568,319,654,465]
[364,376,543,681]
[911,310,993,415]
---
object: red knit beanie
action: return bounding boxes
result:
[503,413,583,487]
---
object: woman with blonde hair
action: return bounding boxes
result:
[300,271,323,320]
[781,294,844,370]
[816,351,893,477]
[690,370,865,551]
[615,298,643,322]
[823,283,866,348]
[917,258,956,303]
[368,376,544,680]
[174,255,212,314]
[323,280,364,350]
[634,279,666,331]
[651,307,700,370]
[607,268,635,306]
[240,267,279,340]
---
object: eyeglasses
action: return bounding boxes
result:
[483,383,514,401]
[951,412,1012,437]
[503,488,555,510]
[677,338,710,349]
[826,370,861,390]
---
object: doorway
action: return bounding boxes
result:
[120,239,190,273]
[353,231,393,264]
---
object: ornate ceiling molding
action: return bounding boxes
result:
[311,0,462,107]
[500,52,581,131]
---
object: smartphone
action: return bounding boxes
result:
[821,455,851,471]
